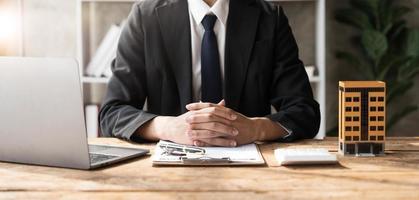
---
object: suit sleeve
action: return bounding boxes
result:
[99,3,157,142]
[266,7,321,141]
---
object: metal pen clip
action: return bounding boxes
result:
[181,156,231,165]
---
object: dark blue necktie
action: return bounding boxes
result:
[201,15,222,103]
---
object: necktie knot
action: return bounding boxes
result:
[202,15,217,31]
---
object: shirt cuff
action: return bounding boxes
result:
[277,122,293,139]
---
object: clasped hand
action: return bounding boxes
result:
[158,100,258,147]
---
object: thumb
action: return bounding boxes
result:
[218,99,225,106]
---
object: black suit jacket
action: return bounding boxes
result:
[99,0,321,142]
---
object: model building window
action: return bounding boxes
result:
[353,97,360,102]
[353,116,359,121]
[353,136,359,141]
[345,136,351,141]
[353,126,360,131]
[370,107,376,112]
[378,97,384,102]
[346,107,352,112]
[378,107,384,112]
[370,116,377,121]
[345,97,352,102]
[370,97,377,102]
[370,126,376,131]
[378,136,384,141]
[345,117,352,121]
[370,136,376,141]
[378,116,384,121]
[345,126,352,131]
[378,126,384,131]
[353,107,360,112]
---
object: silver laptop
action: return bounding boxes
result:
[0,57,149,169]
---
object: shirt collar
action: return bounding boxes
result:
[188,0,230,27]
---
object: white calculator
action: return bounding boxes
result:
[274,148,338,166]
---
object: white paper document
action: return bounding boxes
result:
[152,140,265,166]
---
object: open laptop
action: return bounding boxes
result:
[0,57,149,169]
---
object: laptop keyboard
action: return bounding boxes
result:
[89,153,118,164]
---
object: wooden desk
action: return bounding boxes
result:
[1,138,419,199]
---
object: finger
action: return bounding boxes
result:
[193,140,210,147]
[198,138,237,147]
[186,100,237,120]
[218,99,225,106]
[186,113,232,125]
[186,102,217,111]
[189,122,238,137]
[191,106,237,121]
[187,129,231,139]
[186,99,225,110]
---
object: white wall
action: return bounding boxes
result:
[22,0,77,57]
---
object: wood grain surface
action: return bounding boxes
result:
[0,137,418,200]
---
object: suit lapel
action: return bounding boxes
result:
[156,0,192,113]
[225,0,260,110]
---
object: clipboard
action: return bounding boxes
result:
[152,140,265,166]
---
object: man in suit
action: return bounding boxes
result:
[99,0,320,147]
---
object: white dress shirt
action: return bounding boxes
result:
[187,0,229,102]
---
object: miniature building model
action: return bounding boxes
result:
[339,81,386,155]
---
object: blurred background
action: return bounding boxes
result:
[0,0,418,138]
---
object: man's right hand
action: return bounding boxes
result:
[140,113,194,145]
[137,101,237,146]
